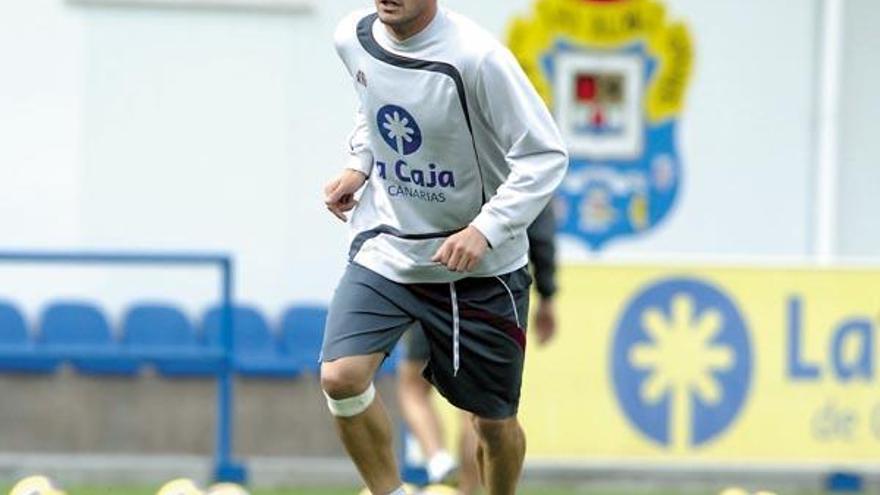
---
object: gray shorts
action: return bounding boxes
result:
[403,322,431,362]
[322,262,531,419]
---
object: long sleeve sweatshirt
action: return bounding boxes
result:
[335,7,568,283]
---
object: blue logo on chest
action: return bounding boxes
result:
[377,105,422,155]
[374,105,456,203]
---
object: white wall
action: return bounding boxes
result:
[837,0,880,257]
[0,1,84,247]
[78,4,354,314]
[0,0,874,318]
[0,1,91,324]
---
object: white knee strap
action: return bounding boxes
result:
[324,382,376,417]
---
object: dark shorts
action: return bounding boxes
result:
[322,262,531,419]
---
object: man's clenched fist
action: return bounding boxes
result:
[432,225,489,273]
[324,169,367,222]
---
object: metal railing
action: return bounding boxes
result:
[0,250,247,483]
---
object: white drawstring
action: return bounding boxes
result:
[494,276,521,328]
[449,281,460,376]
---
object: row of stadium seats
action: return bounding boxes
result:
[0,300,400,378]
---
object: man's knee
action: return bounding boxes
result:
[473,416,520,448]
[321,360,379,418]
[320,360,373,399]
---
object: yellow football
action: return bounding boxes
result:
[9,475,64,495]
[156,478,205,495]
[417,484,461,495]
[718,488,750,495]
[206,483,250,495]
[357,483,419,495]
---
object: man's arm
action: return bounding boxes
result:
[527,204,557,300]
[469,47,569,249]
[344,103,373,177]
[325,104,371,222]
[527,204,558,344]
[432,47,568,272]
[325,14,373,222]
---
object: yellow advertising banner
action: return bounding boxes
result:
[458,264,880,462]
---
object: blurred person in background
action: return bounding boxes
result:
[320,0,568,493]
[398,204,560,493]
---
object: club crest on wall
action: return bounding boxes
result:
[507,0,693,250]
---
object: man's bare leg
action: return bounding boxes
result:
[474,442,486,487]
[398,360,457,483]
[472,416,526,495]
[457,412,481,495]
[398,361,445,457]
[321,353,403,495]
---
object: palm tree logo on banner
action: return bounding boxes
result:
[612,278,752,450]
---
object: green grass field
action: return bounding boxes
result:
[1,487,826,495]
[0,490,719,495]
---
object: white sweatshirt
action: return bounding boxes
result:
[334,7,568,284]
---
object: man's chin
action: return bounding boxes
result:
[377,13,404,25]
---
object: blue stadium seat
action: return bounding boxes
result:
[202,305,298,378]
[39,301,139,376]
[0,300,58,373]
[279,305,326,375]
[122,303,219,377]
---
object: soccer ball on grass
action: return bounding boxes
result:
[9,475,66,495]
[156,478,205,495]
[206,483,250,495]
[417,484,461,495]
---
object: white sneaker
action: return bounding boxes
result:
[426,450,458,484]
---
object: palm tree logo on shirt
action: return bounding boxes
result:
[611,278,752,450]
[377,104,422,156]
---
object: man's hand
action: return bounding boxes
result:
[324,169,367,222]
[432,226,489,273]
[533,297,557,345]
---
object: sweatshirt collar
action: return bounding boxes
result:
[374,8,446,52]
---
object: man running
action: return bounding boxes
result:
[321,1,568,494]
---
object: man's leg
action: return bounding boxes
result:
[457,412,481,495]
[321,353,403,495]
[398,360,446,457]
[472,416,526,495]
[411,267,532,495]
[398,324,457,484]
[474,442,486,488]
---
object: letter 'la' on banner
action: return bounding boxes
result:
[507,0,694,250]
